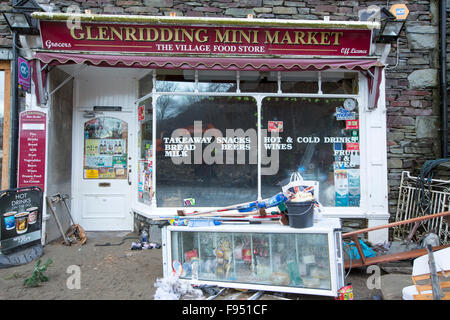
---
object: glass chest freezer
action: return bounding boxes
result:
[162,218,345,297]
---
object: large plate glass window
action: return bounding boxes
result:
[156,95,258,207]
[261,97,360,207]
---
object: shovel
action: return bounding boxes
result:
[49,194,86,245]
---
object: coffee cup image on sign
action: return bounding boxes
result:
[15,212,29,234]
[3,211,17,230]
[26,207,38,225]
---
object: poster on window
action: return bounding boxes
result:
[347,169,361,206]
[83,117,128,180]
[268,121,283,132]
[334,169,348,207]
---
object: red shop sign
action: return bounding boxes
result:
[17,111,47,192]
[39,21,372,57]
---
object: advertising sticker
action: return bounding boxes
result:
[346,120,359,130]
[268,121,283,132]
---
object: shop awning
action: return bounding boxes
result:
[31,51,384,107]
[33,51,383,71]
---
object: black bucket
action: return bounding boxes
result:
[286,200,314,228]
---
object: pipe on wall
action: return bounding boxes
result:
[9,32,19,188]
[441,0,448,158]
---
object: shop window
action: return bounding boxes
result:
[196,70,237,93]
[279,71,319,94]
[138,72,153,99]
[138,98,153,205]
[321,72,358,95]
[240,71,278,93]
[156,69,195,92]
[261,97,360,207]
[83,117,128,179]
[155,95,257,207]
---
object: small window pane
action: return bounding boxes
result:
[322,72,358,94]
[138,71,153,99]
[197,70,237,93]
[280,72,318,94]
[156,70,195,92]
[240,71,277,93]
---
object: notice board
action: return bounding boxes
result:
[17,111,47,192]
[0,187,43,254]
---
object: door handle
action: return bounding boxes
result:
[128,169,132,185]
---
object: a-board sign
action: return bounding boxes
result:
[0,187,43,254]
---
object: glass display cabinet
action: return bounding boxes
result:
[162,218,344,297]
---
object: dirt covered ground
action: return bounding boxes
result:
[0,231,381,300]
[0,232,164,300]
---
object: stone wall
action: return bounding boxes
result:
[0,0,445,219]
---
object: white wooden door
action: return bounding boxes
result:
[73,111,134,231]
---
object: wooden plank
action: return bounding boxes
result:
[0,61,11,190]
[352,234,366,265]
[344,244,450,269]
[343,211,450,238]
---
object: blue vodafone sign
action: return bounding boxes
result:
[18,57,31,91]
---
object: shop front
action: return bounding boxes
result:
[25,13,389,244]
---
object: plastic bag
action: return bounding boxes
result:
[343,239,376,260]
[282,172,320,204]
[154,273,204,300]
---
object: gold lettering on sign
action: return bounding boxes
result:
[280,31,293,44]
[86,26,98,40]
[195,29,208,43]
[145,27,158,41]
[307,32,319,45]
[294,31,306,45]
[70,27,84,40]
[332,31,344,45]
[264,30,280,44]
[110,26,123,41]
[98,26,109,40]
[64,24,350,49]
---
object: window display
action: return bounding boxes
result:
[155,95,258,207]
[83,117,128,179]
[138,98,153,205]
[137,70,362,209]
[261,97,360,207]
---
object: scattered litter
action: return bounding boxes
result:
[372,241,391,256]
[131,242,142,250]
[131,241,161,250]
[154,273,204,300]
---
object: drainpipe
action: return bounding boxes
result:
[9,32,19,188]
[441,0,448,158]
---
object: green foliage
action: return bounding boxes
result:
[24,258,53,288]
